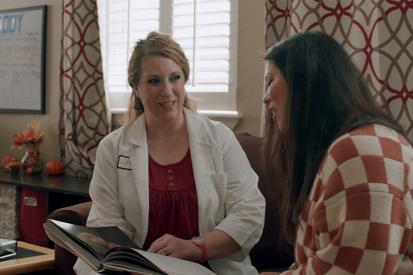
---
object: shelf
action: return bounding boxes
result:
[0,170,90,197]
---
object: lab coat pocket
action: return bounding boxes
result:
[209,173,227,225]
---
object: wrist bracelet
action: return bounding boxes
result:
[190,239,207,263]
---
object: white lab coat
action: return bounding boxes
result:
[74,108,266,275]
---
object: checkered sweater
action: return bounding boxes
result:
[282,124,413,275]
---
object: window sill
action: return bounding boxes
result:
[110,109,241,130]
[198,110,241,130]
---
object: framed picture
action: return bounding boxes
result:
[0,5,47,114]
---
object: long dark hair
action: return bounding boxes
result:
[262,31,403,248]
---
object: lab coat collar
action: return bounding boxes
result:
[125,108,209,147]
[127,114,147,147]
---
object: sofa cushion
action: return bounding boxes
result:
[48,201,91,226]
[47,201,91,275]
[236,133,293,271]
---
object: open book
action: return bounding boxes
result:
[44,219,215,275]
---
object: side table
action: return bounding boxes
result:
[0,241,54,274]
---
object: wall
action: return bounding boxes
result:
[235,0,266,136]
[0,0,266,162]
[0,0,62,163]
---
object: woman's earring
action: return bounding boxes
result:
[135,97,144,111]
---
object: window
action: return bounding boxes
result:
[97,0,238,115]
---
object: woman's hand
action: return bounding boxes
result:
[147,230,241,262]
[147,234,200,261]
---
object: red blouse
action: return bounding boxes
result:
[143,150,199,250]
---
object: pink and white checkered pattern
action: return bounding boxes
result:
[282,124,413,275]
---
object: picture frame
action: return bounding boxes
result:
[0,5,47,114]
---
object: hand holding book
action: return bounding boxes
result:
[44,219,215,275]
[147,233,205,263]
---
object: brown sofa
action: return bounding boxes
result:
[47,133,293,274]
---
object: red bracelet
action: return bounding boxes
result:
[190,239,207,263]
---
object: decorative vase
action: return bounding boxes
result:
[21,145,43,175]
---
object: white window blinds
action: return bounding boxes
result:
[98,0,238,112]
[172,0,230,93]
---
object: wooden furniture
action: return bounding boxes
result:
[0,241,54,274]
[0,170,90,246]
[0,170,90,213]
[0,170,90,196]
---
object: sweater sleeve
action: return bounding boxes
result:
[282,129,413,275]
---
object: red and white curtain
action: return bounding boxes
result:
[60,0,110,178]
[265,0,413,142]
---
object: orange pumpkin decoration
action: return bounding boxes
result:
[1,155,19,171]
[46,161,64,176]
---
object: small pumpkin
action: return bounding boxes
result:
[46,160,64,176]
[1,155,19,171]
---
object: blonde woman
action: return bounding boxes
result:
[74,32,265,275]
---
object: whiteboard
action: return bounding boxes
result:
[0,5,47,113]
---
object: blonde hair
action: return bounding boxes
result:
[126,31,196,121]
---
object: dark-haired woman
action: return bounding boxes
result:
[262,31,413,274]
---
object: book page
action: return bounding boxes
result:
[44,222,102,271]
[136,250,216,275]
[49,219,138,260]
[104,261,164,275]
[105,247,161,272]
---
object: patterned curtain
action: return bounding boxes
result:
[265,0,413,142]
[60,0,110,178]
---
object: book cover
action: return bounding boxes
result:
[0,184,19,239]
[0,238,17,261]
[0,238,17,252]
[44,219,215,275]
[19,188,48,246]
